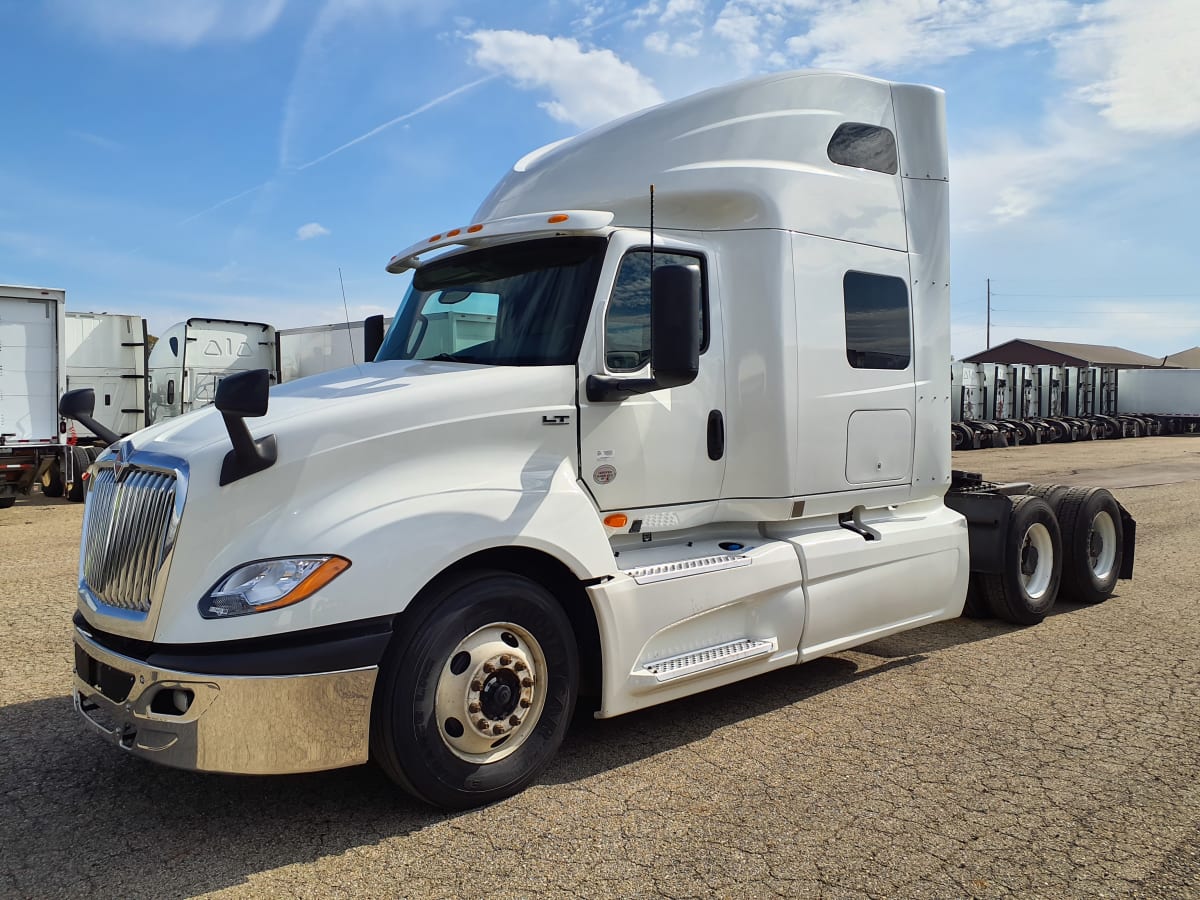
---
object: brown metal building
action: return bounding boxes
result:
[1165,347,1200,368]
[962,339,1169,368]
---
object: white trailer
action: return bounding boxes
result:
[65,71,1135,809]
[1118,369,1200,432]
[64,312,149,438]
[0,285,67,508]
[147,318,277,422]
[278,318,392,382]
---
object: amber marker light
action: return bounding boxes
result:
[603,514,629,528]
[467,224,484,233]
[251,556,352,612]
[547,214,569,224]
[428,234,442,243]
[446,228,461,237]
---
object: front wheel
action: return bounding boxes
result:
[371,570,579,810]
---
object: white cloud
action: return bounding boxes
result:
[467,30,663,128]
[51,0,287,46]
[296,222,331,240]
[951,1,1199,230]
[1056,0,1200,135]
[645,30,702,57]
[662,0,704,22]
[781,0,1077,72]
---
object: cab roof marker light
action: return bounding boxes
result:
[385,209,614,274]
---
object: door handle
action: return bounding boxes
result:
[707,409,724,461]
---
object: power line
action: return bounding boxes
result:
[991,292,1200,299]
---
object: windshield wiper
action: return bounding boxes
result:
[424,353,490,364]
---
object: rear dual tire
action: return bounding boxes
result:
[978,495,1062,626]
[1056,487,1123,604]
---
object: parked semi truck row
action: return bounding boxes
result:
[950,361,1197,450]
[64,71,1136,809]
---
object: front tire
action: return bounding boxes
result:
[371,570,579,810]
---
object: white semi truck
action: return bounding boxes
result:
[64,71,1134,809]
[0,285,67,509]
[147,318,278,423]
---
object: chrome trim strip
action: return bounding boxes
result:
[72,626,377,775]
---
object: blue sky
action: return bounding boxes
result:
[2,0,1198,358]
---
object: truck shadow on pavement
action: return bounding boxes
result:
[0,611,1071,897]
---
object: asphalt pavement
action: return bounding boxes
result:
[1,436,1197,898]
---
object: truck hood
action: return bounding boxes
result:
[99,359,587,643]
[130,359,575,461]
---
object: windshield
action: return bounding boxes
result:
[376,236,607,365]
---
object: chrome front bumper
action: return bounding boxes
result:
[72,626,378,775]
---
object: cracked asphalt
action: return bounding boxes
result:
[1,436,1198,898]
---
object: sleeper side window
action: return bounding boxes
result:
[605,249,707,373]
[844,271,911,370]
[827,123,898,175]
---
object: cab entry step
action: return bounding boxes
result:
[642,638,776,682]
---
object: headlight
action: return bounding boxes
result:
[199,556,351,619]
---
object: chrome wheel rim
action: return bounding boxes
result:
[1020,522,1054,600]
[1088,511,1118,581]
[434,622,546,764]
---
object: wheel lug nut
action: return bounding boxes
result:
[509,715,521,726]
[470,679,483,691]
[468,702,481,714]
[520,698,531,708]
[521,677,534,687]
[499,654,512,666]
[514,660,527,671]
[483,662,496,673]
[492,724,506,735]
[477,719,489,730]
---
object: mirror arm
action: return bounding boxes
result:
[586,375,659,402]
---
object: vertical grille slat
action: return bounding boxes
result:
[81,466,178,614]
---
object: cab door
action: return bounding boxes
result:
[577,232,726,512]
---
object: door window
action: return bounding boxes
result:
[604,250,707,372]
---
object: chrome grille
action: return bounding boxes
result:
[82,467,178,614]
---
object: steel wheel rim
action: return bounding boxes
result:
[1020,522,1054,600]
[1089,511,1118,581]
[434,622,547,764]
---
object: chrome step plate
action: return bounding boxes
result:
[642,638,777,683]
[623,553,750,585]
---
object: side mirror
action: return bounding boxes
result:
[586,264,701,402]
[649,264,700,389]
[363,314,385,363]
[215,369,276,485]
[59,388,121,446]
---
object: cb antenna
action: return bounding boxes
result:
[338,266,357,366]
[649,183,655,295]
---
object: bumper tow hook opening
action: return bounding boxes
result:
[149,687,194,716]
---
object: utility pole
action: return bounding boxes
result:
[986,278,991,349]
